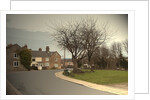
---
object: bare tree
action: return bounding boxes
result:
[50,17,112,72]
[111,42,122,68]
[80,19,111,71]
[123,39,128,54]
[51,21,86,72]
[111,42,122,58]
[91,44,112,69]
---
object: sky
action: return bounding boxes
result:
[6,14,128,58]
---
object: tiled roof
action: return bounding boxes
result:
[31,51,56,57]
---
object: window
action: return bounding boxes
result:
[46,57,49,61]
[38,63,43,66]
[54,64,58,67]
[13,61,19,67]
[13,53,18,58]
[45,63,49,66]
[55,53,57,56]
[55,58,58,62]
[32,58,35,61]
[32,64,35,67]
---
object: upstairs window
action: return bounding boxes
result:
[55,58,58,62]
[32,58,35,61]
[55,53,57,56]
[13,53,18,58]
[46,57,49,61]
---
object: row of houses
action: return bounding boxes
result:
[6,44,64,71]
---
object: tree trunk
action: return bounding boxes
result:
[72,57,84,73]
[88,57,94,72]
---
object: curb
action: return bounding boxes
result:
[55,71,128,95]
[6,79,22,95]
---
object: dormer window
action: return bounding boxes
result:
[13,53,18,58]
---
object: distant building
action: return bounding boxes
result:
[6,44,27,71]
[61,59,74,68]
[31,46,61,69]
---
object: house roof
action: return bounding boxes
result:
[6,44,21,49]
[31,51,56,57]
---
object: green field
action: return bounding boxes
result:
[69,70,128,85]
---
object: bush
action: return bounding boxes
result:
[19,49,32,71]
[63,69,75,77]
[63,69,70,76]
[120,59,128,70]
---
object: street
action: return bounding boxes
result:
[7,70,114,95]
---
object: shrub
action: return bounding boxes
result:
[19,49,32,71]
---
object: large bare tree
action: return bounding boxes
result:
[50,18,112,72]
[51,21,86,72]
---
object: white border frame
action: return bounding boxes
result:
[0,10,134,100]
[10,0,149,94]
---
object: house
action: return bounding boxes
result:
[31,46,61,69]
[6,44,27,71]
[61,58,74,68]
[6,44,61,71]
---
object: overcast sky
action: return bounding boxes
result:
[6,14,128,58]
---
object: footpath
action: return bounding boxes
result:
[55,71,128,95]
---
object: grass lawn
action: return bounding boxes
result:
[69,70,128,85]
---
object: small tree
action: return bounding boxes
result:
[19,49,32,71]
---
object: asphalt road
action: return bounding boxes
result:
[7,70,114,95]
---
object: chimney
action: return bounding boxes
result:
[39,48,42,52]
[46,46,50,53]
[23,44,28,49]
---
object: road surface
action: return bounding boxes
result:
[7,70,114,95]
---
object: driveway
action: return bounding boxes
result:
[7,70,114,95]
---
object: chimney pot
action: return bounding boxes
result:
[39,48,42,51]
[46,46,50,53]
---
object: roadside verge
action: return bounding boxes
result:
[55,71,128,95]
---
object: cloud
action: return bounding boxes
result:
[7,27,55,49]
[6,27,72,58]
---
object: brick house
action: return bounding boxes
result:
[6,44,27,71]
[6,44,61,71]
[31,46,61,69]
